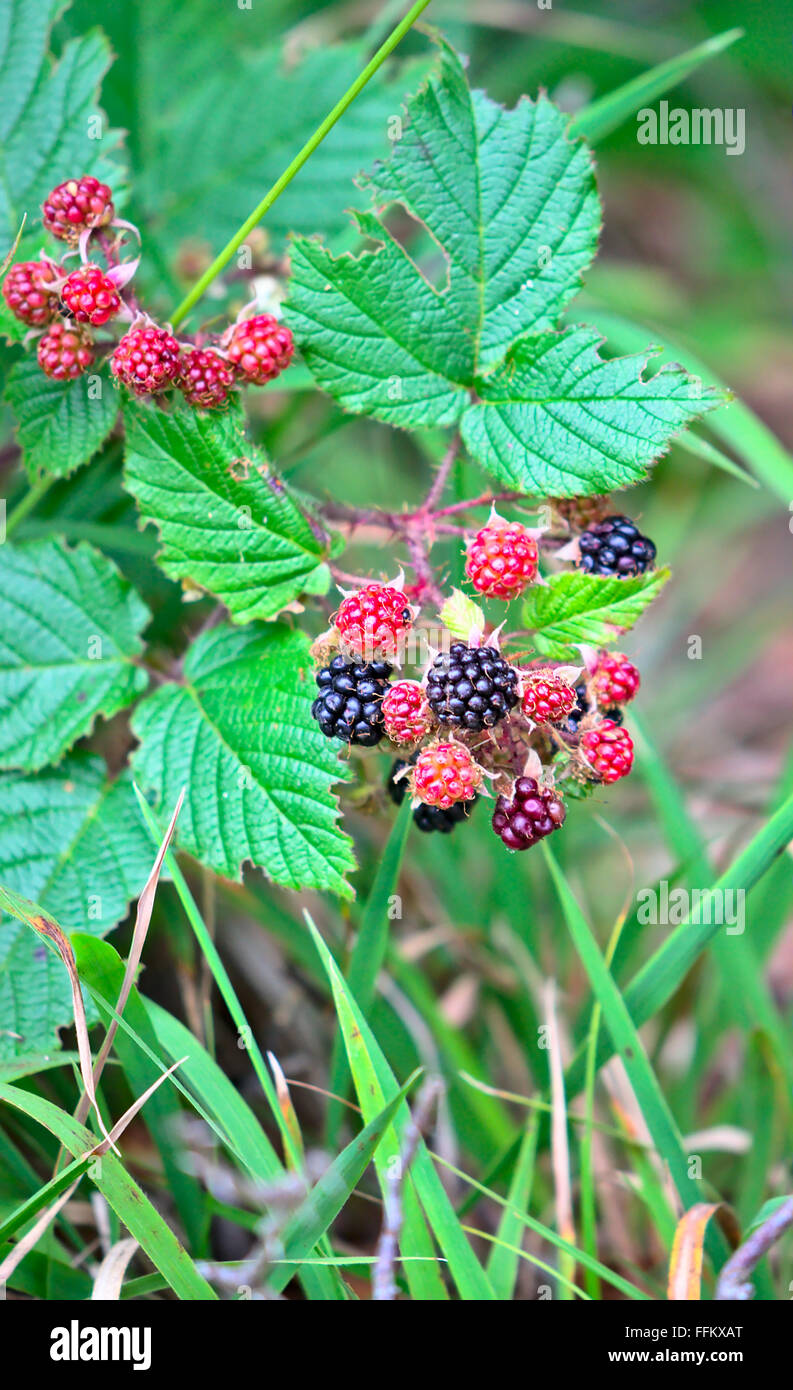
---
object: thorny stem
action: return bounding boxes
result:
[432,489,539,519]
[322,479,558,604]
[421,431,460,513]
[170,0,434,327]
[714,1197,793,1300]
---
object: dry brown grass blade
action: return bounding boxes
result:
[545,981,576,1251]
[267,1049,304,1167]
[91,1237,139,1300]
[0,214,26,278]
[94,1056,188,1156]
[0,1173,82,1287]
[0,1060,185,1286]
[668,1202,740,1300]
[28,911,115,1151]
[74,788,185,1127]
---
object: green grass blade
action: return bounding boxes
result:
[0,1154,92,1247]
[133,787,299,1164]
[541,845,729,1270]
[135,789,349,1294]
[269,1071,421,1294]
[435,1154,650,1301]
[486,1111,538,1300]
[326,797,412,1143]
[307,912,496,1300]
[624,789,793,1032]
[562,789,793,1104]
[73,933,208,1254]
[632,716,793,1098]
[570,28,744,144]
[0,1082,216,1300]
[75,935,342,1300]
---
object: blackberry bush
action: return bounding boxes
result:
[1,1,770,1315]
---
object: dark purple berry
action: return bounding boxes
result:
[492,777,566,852]
[577,515,656,578]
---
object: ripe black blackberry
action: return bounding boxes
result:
[577,514,656,578]
[387,757,477,834]
[311,655,392,746]
[565,682,622,738]
[426,641,519,731]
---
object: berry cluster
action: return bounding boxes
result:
[310,516,646,848]
[2,173,294,406]
[308,493,654,850]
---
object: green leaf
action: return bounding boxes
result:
[287,42,598,411]
[123,400,338,621]
[0,1082,216,1300]
[131,623,355,896]
[0,538,150,771]
[522,568,670,657]
[439,589,485,642]
[0,755,158,1058]
[581,307,793,503]
[0,1,124,258]
[286,42,724,495]
[463,330,724,495]
[5,361,120,480]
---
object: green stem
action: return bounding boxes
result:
[4,476,55,537]
[170,0,433,327]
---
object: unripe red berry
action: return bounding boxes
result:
[382,681,433,745]
[37,321,95,380]
[581,719,634,783]
[177,348,236,409]
[591,651,640,706]
[335,583,413,661]
[111,324,182,396]
[42,175,114,243]
[492,777,566,851]
[521,671,577,724]
[465,518,538,600]
[225,313,294,385]
[412,741,482,810]
[2,258,59,325]
[60,264,121,325]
